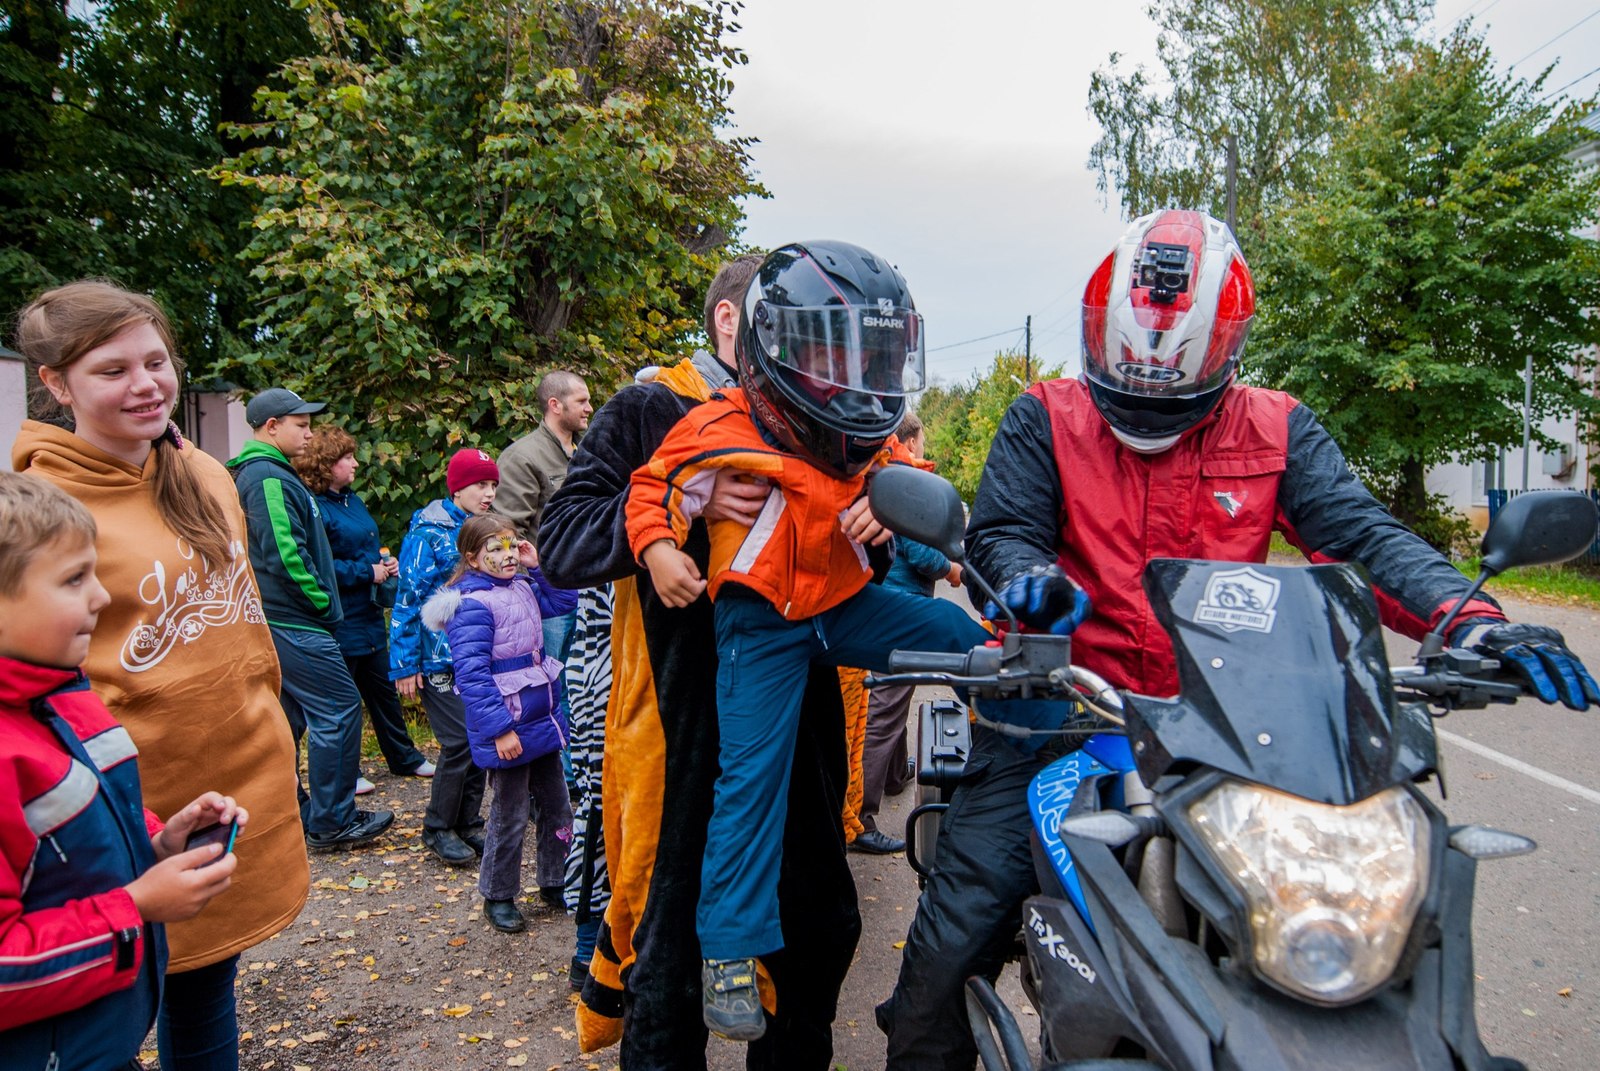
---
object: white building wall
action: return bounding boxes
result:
[181,390,251,464]
[1,352,26,472]
[1428,409,1593,530]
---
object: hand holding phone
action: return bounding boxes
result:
[184,820,239,867]
[154,792,247,863]
[126,841,237,922]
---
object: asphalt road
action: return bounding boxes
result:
[1386,593,1600,1069]
[706,587,1600,1071]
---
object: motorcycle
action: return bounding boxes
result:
[866,466,1598,1071]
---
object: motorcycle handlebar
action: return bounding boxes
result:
[888,650,973,675]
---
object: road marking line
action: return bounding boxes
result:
[1437,728,1600,807]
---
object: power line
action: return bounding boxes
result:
[1437,0,1502,38]
[1540,60,1600,100]
[1508,8,1600,71]
[926,328,1026,367]
[1030,304,1076,340]
[926,326,1022,353]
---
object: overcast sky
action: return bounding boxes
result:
[724,0,1600,387]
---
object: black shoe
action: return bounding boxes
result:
[306,809,395,852]
[539,885,565,910]
[850,828,905,855]
[423,828,476,866]
[569,955,590,992]
[483,899,526,933]
[458,830,485,857]
[886,757,915,797]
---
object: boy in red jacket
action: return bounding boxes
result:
[0,472,243,1070]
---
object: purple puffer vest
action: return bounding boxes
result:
[423,569,576,768]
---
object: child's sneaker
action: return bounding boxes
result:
[701,957,765,1040]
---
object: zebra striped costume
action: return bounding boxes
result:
[562,583,613,919]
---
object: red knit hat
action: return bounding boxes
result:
[446,448,500,494]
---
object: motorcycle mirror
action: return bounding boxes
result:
[867,465,966,563]
[868,465,1021,633]
[1478,490,1598,576]
[1423,491,1599,659]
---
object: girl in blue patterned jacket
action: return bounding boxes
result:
[423,513,577,934]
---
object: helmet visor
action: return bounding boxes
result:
[749,299,926,396]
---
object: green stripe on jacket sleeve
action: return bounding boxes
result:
[264,476,332,613]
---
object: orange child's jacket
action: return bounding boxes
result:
[625,388,915,622]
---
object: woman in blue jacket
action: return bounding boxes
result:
[295,428,432,789]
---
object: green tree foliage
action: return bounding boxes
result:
[0,0,349,372]
[1087,0,1423,237]
[211,0,758,528]
[1249,30,1600,543]
[919,352,1062,501]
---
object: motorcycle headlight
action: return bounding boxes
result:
[1187,781,1430,1005]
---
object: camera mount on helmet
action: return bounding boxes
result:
[1136,242,1194,304]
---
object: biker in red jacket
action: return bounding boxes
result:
[877,210,1598,1071]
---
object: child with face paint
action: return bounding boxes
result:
[422,514,577,933]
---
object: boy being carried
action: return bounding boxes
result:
[625,241,993,1042]
[0,472,243,1069]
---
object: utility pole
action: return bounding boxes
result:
[1024,315,1032,383]
[1522,353,1533,490]
[1225,134,1238,239]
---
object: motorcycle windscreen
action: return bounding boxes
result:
[1123,559,1406,805]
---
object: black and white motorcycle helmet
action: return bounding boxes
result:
[736,240,926,477]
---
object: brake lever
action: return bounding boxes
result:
[1394,670,1524,711]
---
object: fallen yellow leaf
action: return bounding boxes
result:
[443,1005,472,1017]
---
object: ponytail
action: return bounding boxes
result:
[150,429,235,568]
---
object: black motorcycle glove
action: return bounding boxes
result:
[983,564,1092,635]
[1450,619,1600,712]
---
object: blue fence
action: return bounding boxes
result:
[1486,488,1600,567]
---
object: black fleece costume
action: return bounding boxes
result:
[539,354,862,1070]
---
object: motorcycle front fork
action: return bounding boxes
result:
[1123,771,1186,938]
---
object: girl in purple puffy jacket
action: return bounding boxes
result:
[423,513,578,934]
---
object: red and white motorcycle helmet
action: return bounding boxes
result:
[1082,210,1255,453]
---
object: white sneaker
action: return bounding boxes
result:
[412,761,437,778]
[354,776,376,795]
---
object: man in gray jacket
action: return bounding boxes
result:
[498,371,593,542]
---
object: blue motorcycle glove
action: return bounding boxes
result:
[983,564,1091,636]
[1451,619,1600,711]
